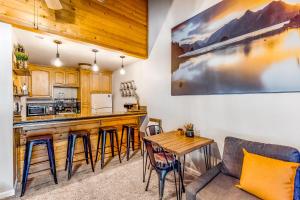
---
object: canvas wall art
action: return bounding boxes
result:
[171,0,300,95]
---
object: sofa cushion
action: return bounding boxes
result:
[221,137,300,179]
[237,149,299,200]
[196,173,259,200]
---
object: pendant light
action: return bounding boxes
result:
[53,40,62,67]
[120,55,126,75]
[92,49,99,72]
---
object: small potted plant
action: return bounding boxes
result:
[184,123,194,137]
[15,51,29,69]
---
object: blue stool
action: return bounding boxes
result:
[65,130,94,180]
[120,124,140,161]
[95,126,121,169]
[21,134,57,197]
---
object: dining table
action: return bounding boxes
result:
[144,130,214,200]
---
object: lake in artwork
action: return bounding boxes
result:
[171,0,300,95]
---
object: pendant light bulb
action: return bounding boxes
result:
[120,67,126,75]
[92,63,99,72]
[53,40,62,67]
[120,56,126,75]
[54,56,62,67]
[92,49,99,72]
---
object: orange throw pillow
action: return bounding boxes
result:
[236,149,300,200]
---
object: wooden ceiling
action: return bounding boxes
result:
[0,0,148,58]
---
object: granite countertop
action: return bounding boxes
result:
[13,111,147,128]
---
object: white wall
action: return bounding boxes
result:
[113,0,300,158]
[0,22,14,198]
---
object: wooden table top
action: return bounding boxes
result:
[144,131,214,157]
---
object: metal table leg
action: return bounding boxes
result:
[177,156,182,200]
[203,144,212,170]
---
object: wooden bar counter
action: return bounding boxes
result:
[13,111,147,182]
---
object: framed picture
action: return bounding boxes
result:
[171,0,300,95]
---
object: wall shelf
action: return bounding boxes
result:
[13,93,28,97]
[13,68,31,76]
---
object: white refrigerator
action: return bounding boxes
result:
[91,94,113,114]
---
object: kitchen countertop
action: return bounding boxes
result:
[13,111,147,128]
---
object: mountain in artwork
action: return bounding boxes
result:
[185,1,300,52]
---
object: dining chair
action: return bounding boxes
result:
[144,138,181,200]
[142,124,164,182]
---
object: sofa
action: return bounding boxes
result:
[186,137,300,200]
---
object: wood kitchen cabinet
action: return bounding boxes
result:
[53,70,65,85]
[30,69,51,97]
[80,69,91,115]
[90,72,112,93]
[65,71,79,87]
[53,70,79,87]
[100,72,112,93]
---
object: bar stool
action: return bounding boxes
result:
[95,126,122,169]
[65,130,94,180]
[21,134,57,197]
[120,124,140,161]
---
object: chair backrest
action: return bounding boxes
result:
[144,139,159,169]
[145,125,163,136]
[149,118,162,127]
[144,138,172,170]
[221,136,300,179]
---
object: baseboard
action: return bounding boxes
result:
[0,188,15,199]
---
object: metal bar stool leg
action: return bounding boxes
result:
[114,130,122,163]
[131,128,135,151]
[65,135,71,171]
[126,127,130,161]
[95,130,101,163]
[83,136,89,164]
[101,131,107,169]
[120,126,125,155]
[20,142,33,197]
[68,135,76,180]
[47,139,58,184]
[87,134,94,172]
[110,131,115,157]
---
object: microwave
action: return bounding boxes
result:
[27,104,54,116]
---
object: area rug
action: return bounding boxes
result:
[12,157,182,200]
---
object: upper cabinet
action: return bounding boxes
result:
[90,72,112,93]
[100,73,112,93]
[53,70,79,87]
[0,0,148,58]
[27,64,111,99]
[29,65,80,97]
[30,69,51,97]
[65,71,79,87]
[53,71,65,85]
